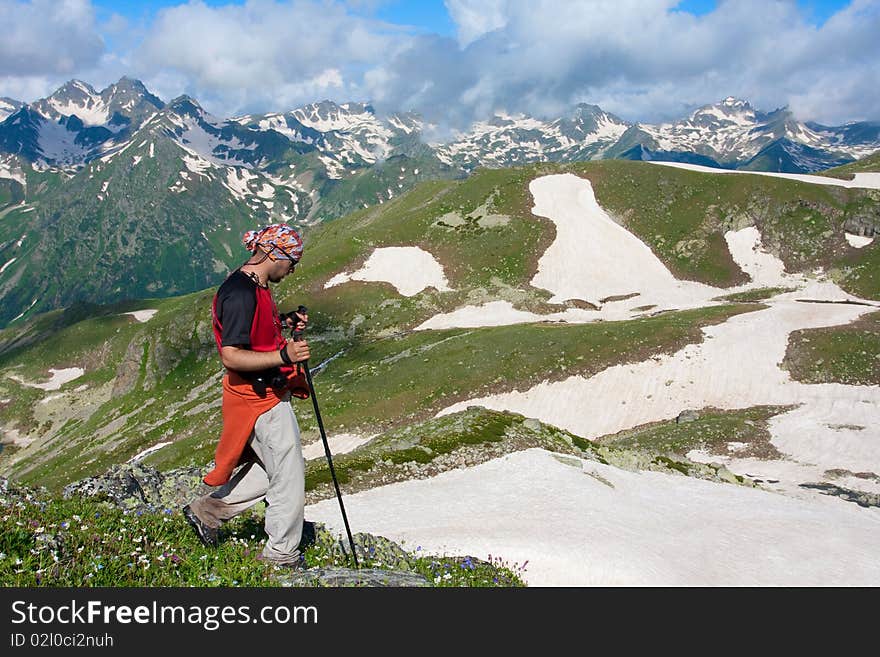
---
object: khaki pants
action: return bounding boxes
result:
[190,396,305,563]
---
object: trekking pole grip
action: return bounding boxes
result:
[292,304,308,344]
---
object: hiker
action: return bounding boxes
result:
[183,223,311,568]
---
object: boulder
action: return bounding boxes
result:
[62,462,210,513]
[278,567,429,588]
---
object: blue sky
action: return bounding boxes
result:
[2,0,876,127]
[90,0,850,31]
[676,0,848,23]
[91,0,459,34]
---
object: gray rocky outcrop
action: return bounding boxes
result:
[843,211,879,238]
[62,461,210,513]
[278,567,430,587]
[799,482,880,508]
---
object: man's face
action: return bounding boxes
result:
[267,257,296,283]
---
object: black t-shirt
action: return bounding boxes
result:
[216,269,259,348]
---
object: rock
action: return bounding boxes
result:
[277,567,430,587]
[331,532,416,570]
[800,482,880,509]
[596,446,655,472]
[523,418,542,431]
[62,462,210,513]
[714,466,740,485]
[676,410,701,424]
[843,213,879,238]
[112,336,147,396]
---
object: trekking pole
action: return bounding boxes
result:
[292,305,359,569]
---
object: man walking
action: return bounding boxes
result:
[183,224,311,568]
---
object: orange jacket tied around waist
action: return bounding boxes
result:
[202,370,308,487]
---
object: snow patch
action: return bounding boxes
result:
[436,296,880,500]
[177,120,252,168]
[324,247,452,297]
[648,161,880,190]
[37,119,89,164]
[530,174,717,307]
[417,300,597,331]
[120,309,158,323]
[48,98,109,126]
[418,175,846,332]
[302,433,376,461]
[9,367,85,391]
[318,155,344,179]
[307,448,880,586]
[0,258,17,275]
[0,160,26,186]
[724,226,788,286]
[10,297,36,322]
[223,168,259,200]
[845,233,874,248]
[127,442,172,464]
[182,154,211,177]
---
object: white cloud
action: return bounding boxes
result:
[369,0,880,127]
[444,0,509,47]
[130,0,406,115]
[0,0,104,76]
[0,0,877,129]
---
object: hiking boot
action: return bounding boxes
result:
[256,553,306,570]
[298,520,316,552]
[182,504,219,548]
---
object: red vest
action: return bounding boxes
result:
[211,278,296,378]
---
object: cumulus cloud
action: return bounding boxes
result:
[0,0,104,77]
[0,0,877,130]
[371,0,880,128]
[445,0,509,47]
[130,0,409,114]
[368,0,880,123]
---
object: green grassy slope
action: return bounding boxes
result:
[0,477,525,586]
[820,150,880,178]
[782,310,880,386]
[3,158,878,489]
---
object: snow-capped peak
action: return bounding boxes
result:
[37,80,109,126]
[63,79,99,97]
[436,106,630,168]
[720,96,750,109]
[165,95,206,119]
[0,97,25,122]
[101,77,164,117]
[292,100,378,133]
[691,98,756,124]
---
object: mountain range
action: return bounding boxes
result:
[0,77,877,327]
[2,79,877,176]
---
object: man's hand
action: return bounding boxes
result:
[282,310,308,333]
[292,310,308,333]
[285,339,310,363]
